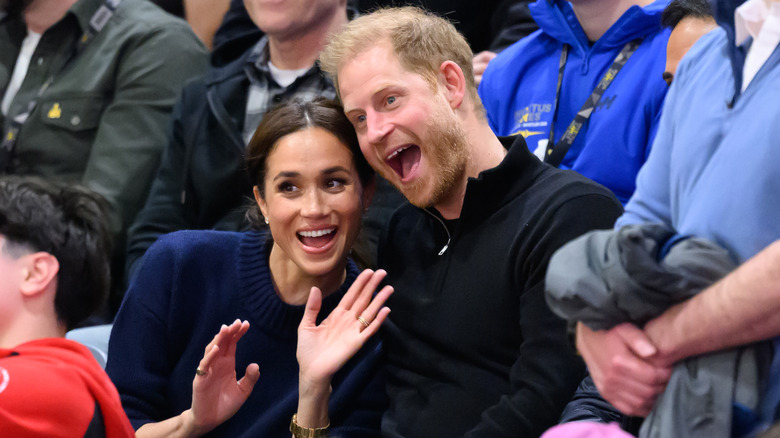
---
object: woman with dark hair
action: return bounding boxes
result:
[106,98,391,438]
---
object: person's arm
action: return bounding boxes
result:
[136,321,260,438]
[81,22,208,255]
[578,240,780,417]
[294,270,393,434]
[464,193,624,437]
[107,241,184,430]
[646,238,780,364]
[109,240,260,436]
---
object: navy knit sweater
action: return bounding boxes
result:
[107,230,386,437]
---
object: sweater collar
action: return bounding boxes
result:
[709,0,750,104]
[458,136,544,224]
[236,230,359,338]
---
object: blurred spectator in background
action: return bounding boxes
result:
[125,0,362,280]
[479,0,671,205]
[661,0,717,85]
[354,0,538,84]
[0,0,209,316]
[209,1,538,78]
[150,0,232,50]
[555,0,780,435]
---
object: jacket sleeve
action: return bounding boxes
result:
[124,80,207,280]
[329,341,388,438]
[464,193,624,438]
[80,22,208,259]
[559,374,626,424]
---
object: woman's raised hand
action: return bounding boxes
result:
[294,269,393,429]
[188,320,261,435]
[297,269,393,387]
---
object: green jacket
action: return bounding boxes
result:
[0,0,208,257]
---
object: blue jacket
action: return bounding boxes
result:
[479,0,670,204]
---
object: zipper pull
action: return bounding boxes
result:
[438,244,448,256]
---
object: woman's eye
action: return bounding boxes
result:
[326,179,346,190]
[355,115,366,124]
[278,182,298,193]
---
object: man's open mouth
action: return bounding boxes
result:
[386,145,421,181]
[297,227,336,248]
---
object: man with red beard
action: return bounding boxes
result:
[319,7,625,438]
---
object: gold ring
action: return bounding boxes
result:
[357,315,370,328]
[195,367,207,377]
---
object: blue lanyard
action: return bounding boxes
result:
[545,39,642,167]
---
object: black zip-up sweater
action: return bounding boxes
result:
[378,136,624,438]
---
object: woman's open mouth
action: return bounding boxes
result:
[297,227,337,249]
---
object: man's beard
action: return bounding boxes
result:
[398,107,470,209]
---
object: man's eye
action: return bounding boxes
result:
[387,96,396,105]
[356,115,366,123]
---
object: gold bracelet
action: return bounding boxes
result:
[290,414,329,438]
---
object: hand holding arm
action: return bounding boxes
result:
[295,269,393,429]
[576,322,672,417]
[136,320,260,438]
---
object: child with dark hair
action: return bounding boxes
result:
[0,175,133,437]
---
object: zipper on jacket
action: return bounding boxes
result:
[424,208,451,255]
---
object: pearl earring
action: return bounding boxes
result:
[264,217,269,225]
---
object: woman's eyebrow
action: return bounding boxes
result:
[272,171,301,182]
[322,166,351,175]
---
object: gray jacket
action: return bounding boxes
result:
[546,224,769,438]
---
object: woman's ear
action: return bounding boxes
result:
[253,186,269,221]
[19,252,59,298]
[438,60,466,110]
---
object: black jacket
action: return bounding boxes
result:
[125,47,257,279]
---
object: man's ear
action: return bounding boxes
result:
[19,252,59,298]
[438,60,466,110]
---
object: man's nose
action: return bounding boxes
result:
[366,112,392,146]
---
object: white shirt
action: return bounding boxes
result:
[1,30,42,116]
[735,0,780,91]
[267,62,310,88]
